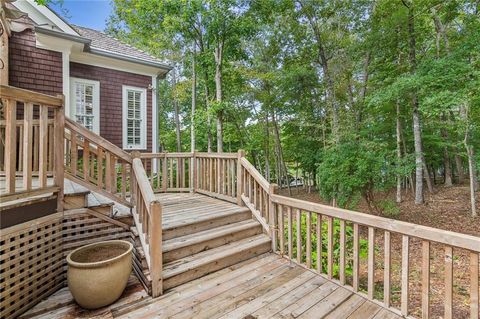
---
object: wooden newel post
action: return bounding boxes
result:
[150,200,163,297]
[191,151,197,193]
[269,183,278,251]
[237,149,245,206]
[54,95,65,212]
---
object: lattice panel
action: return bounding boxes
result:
[0,213,64,319]
[62,211,131,263]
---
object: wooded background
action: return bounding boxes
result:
[106,0,479,215]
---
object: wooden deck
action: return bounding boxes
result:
[21,253,401,319]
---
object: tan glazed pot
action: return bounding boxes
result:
[66,240,133,309]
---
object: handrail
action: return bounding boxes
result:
[0,85,63,107]
[65,118,132,163]
[131,158,162,297]
[64,118,132,207]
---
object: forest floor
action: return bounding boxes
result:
[279,184,480,319]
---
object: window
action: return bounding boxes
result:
[123,86,147,149]
[70,78,100,133]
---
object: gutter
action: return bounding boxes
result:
[35,26,91,45]
[89,47,173,73]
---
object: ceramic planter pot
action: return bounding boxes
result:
[66,240,133,309]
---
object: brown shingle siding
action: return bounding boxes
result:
[9,29,63,96]
[70,62,153,152]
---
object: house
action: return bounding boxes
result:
[1,0,171,153]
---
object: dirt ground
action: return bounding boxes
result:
[278,185,480,319]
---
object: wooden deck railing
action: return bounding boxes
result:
[235,151,479,319]
[64,118,132,207]
[131,157,162,297]
[0,85,64,208]
[139,151,240,204]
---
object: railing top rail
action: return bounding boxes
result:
[65,118,132,164]
[196,152,238,159]
[240,157,270,192]
[140,152,194,159]
[271,193,480,252]
[0,85,63,107]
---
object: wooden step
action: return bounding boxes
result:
[87,192,114,215]
[162,207,252,240]
[162,234,271,290]
[163,219,263,263]
[63,191,89,209]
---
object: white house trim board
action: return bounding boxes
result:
[151,75,158,172]
[69,77,100,134]
[62,51,70,117]
[122,86,147,150]
[13,0,79,35]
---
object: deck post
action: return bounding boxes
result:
[269,183,278,251]
[237,149,245,206]
[191,151,197,193]
[54,95,65,212]
[150,200,163,297]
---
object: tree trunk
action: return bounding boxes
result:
[454,153,465,183]
[214,44,223,152]
[405,2,425,204]
[423,161,434,194]
[443,144,453,187]
[172,70,182,152]
[271,109,291,195]
[191,51,196,153]
[466,144,477,217]
[264,112,270,182]
[396,101,402,203]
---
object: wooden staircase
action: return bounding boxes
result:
[131,193,271,292]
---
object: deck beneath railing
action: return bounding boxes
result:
[20,253,401,319]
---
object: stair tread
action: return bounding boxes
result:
[87,192,114,208]
[162,219,261,253]
[162,206,250,230]
[163,234,271,279]
[64,179,89,196]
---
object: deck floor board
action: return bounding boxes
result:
[21,254,402,319]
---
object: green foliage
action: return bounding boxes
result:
[377,199,400,218]
[316,141,394,211]
[285,214,369,278]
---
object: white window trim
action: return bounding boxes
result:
[69,77,100,134]
[122,85,147,150]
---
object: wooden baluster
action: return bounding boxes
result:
[278,204,285,254]
[226,159,231,196]
[151,158,155,187]
[368,227,375,299]
[182,158,186,188]
[209,157,213,192]
[175,158,179,188]
[288,206,293,260]
[217,157,221,194]
[296,209,302,264]
[237,151,245,205]
[39,105,48,187]
[306,211,312,269]
[384,230,391,307]
[339,220,346,284]
[48,125,54,171]
[445,246,453,319]
[471,252,479,319]
[170,158,174,189]
[150,200,163,297]
[23,103,33,190]
[327,216,333,279]
[111,155,117,193]
[401,235,410,316]
[97,147,103,189]
[4,99,16,193]
[156,158,161,192]
[253,181,258,212]
[162,154,167,192]
[70,131,77,176]
[83,139,90,181]
[105,152,112,192]
[422,240,430,319]
[18,128,23,172]
[353,223,359,291]
[121,162,127,199]
[90,148,95,182]
[33,125,39,173]
[317,214,322,274]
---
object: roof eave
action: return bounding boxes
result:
[88,47,173,73]
[35,26,91,45]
